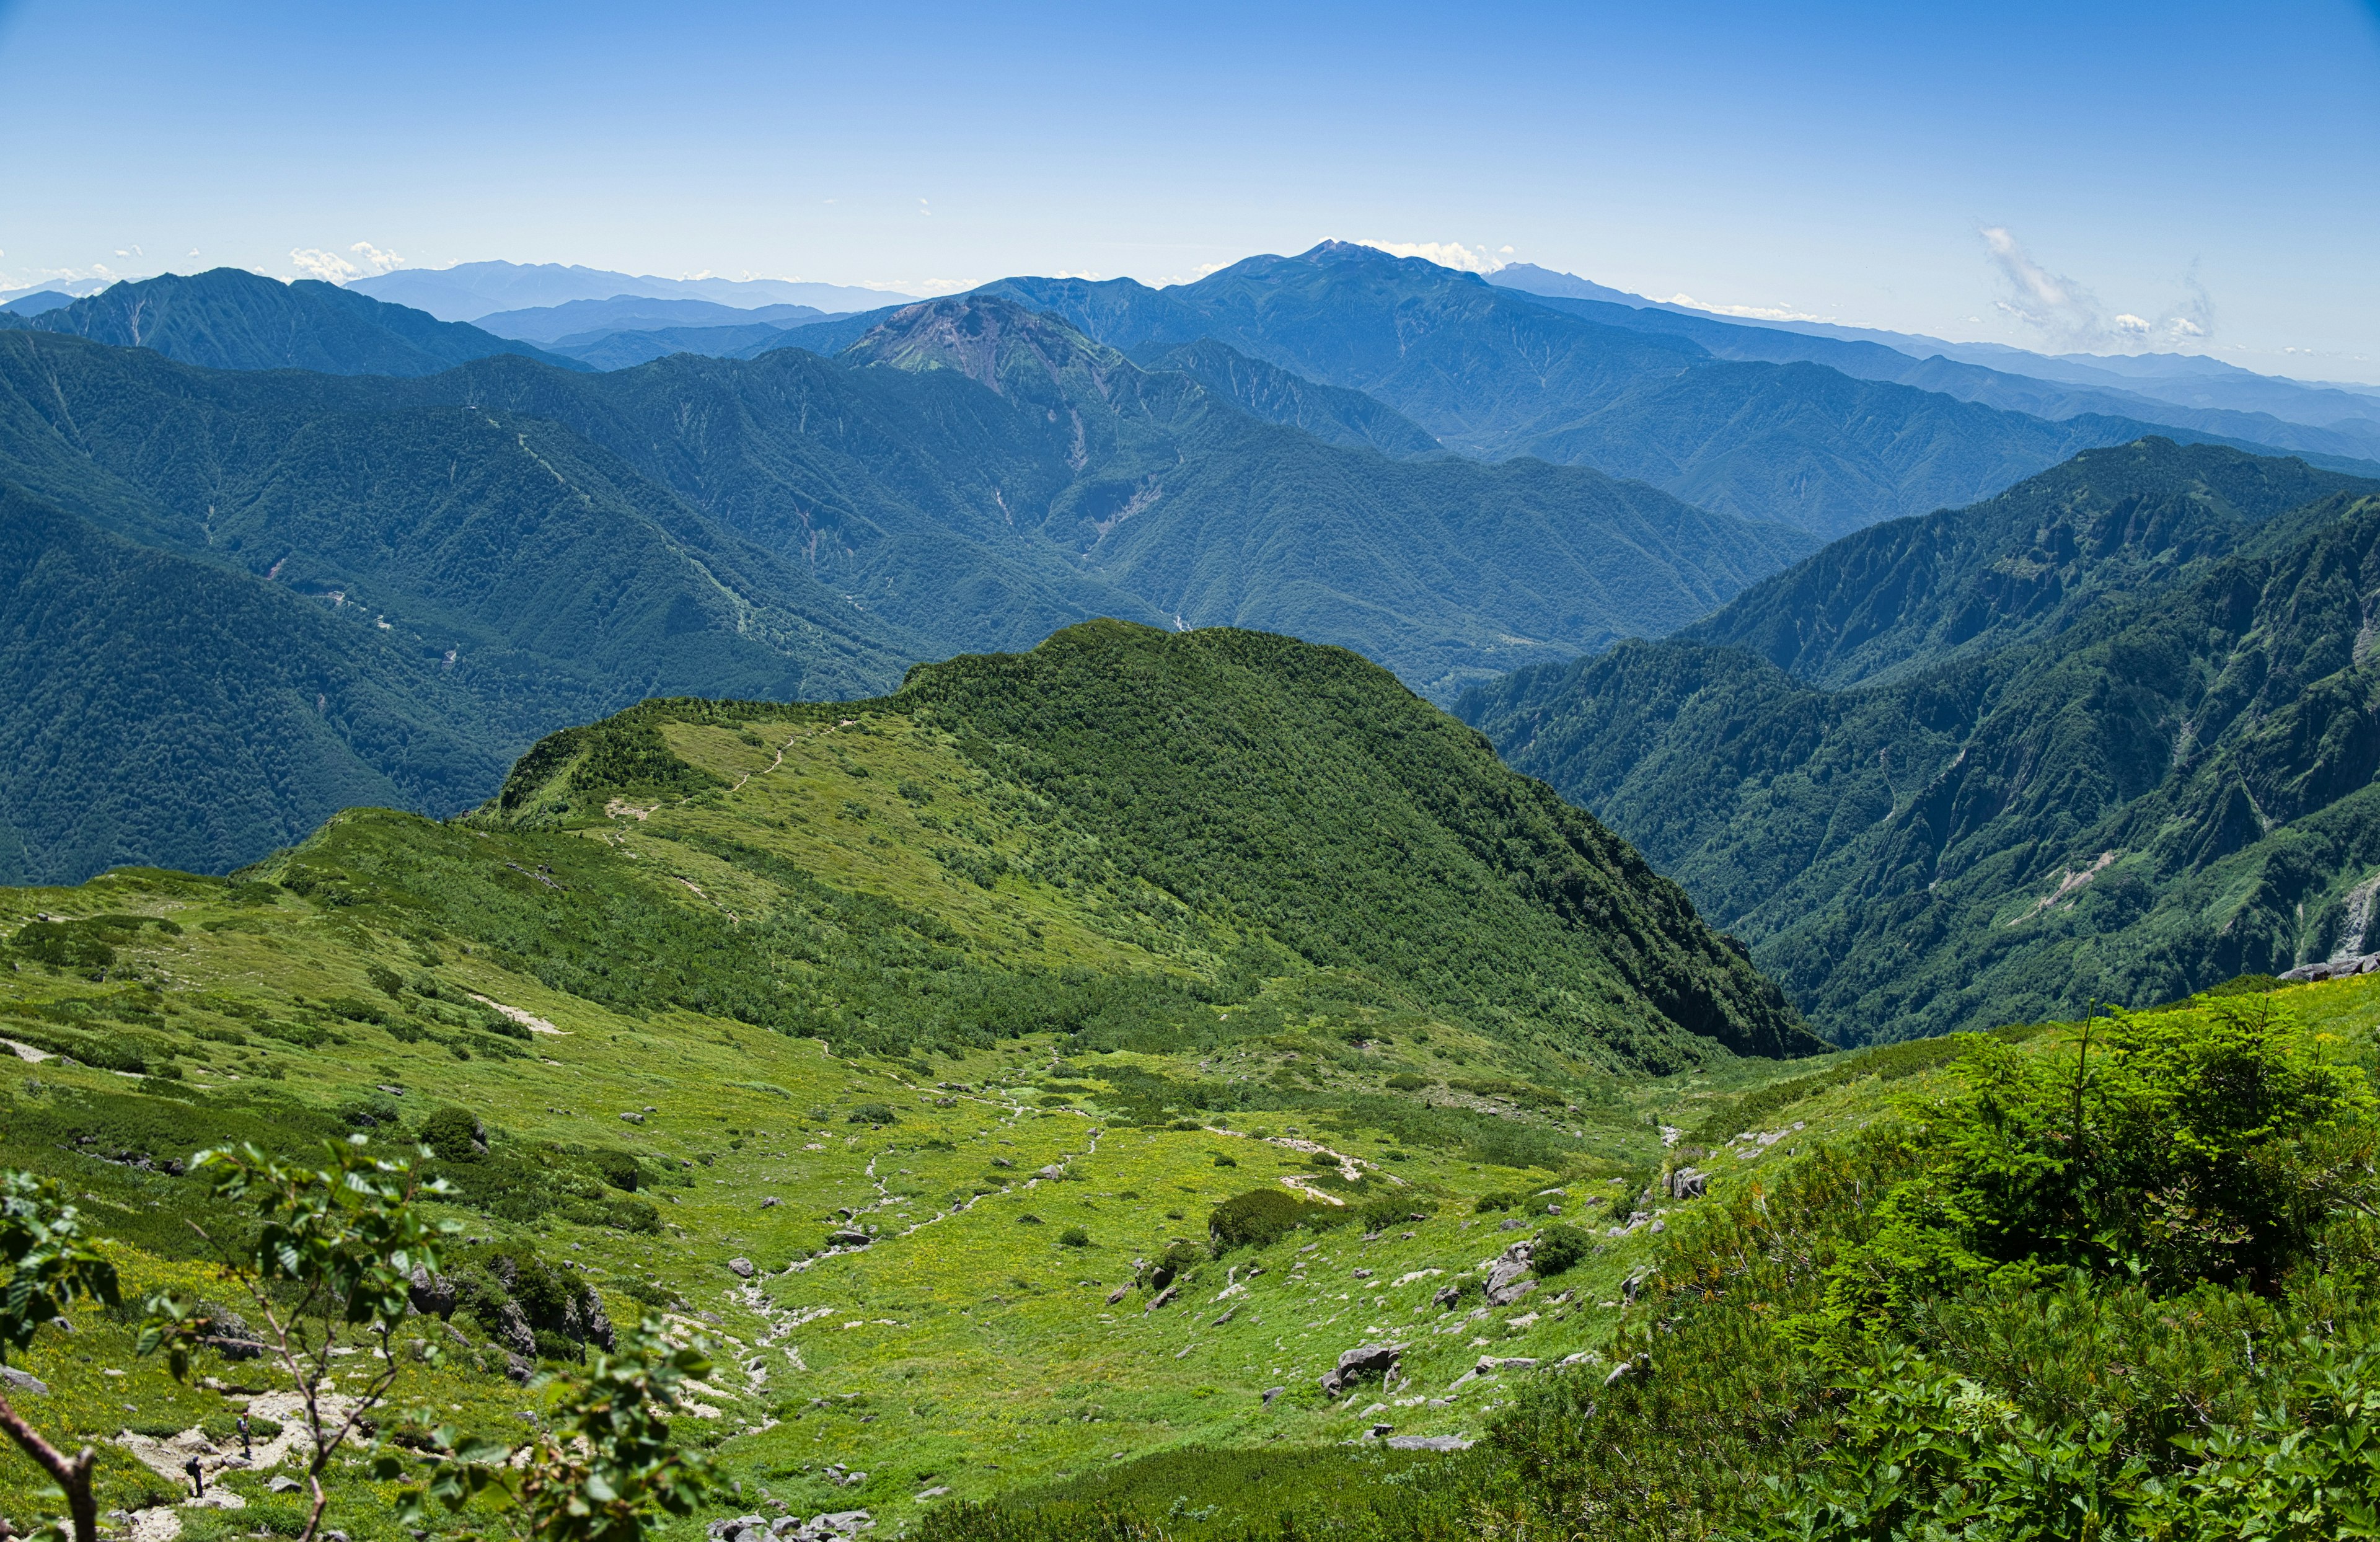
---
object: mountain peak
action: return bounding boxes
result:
[15,267,581,376]
[845,293,1126,396]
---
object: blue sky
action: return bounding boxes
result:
[2,0,2376,379]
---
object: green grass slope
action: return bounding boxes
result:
[931,973,2380,1540]
[0,623,1820,1538]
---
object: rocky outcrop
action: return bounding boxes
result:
[1319,1342,1403,1397]
[408,1267,457,1318]
[2281,952,2380,982]
[708,1511,873,1542]
[1483,1241,1536,1306]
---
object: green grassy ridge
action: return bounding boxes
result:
[1464,439,2380,1042]
[0,633,1839,1536]
[495,622,1818,1068]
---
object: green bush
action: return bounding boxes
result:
[418,1106,483,1163]
[1207,1188,1343,1254]
[594,1150,643,1192]
[1057,1226,1090,1248]
[1828,999,2374,1316]
[848,1102,897,1126]
[1530,1223,1590,1277]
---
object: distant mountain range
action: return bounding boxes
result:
[0,276,1809,883]
[1488,262,2380,449]
[0,269,583,375]
[969,242,2371,537]
[467,295,848,345]
[1460,438,2380,1041]
[346,260,913,321]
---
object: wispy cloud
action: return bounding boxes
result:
[1662,293,1833,323]
[1152,261,1231,288]
[1357,239,1507,275]
[1981,227,2211,352]
[288,241,406,284]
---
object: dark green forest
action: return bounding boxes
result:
[1464,440,2380,1041]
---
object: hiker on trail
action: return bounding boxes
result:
[184,1454,205,1498]
[237,1414,250,1458]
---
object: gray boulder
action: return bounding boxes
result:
[1666,1168,1708,1201]
[726,1258,756,1279]
[828,1230,871,1248]
[1432,1285,1460,1309]
[407,1267,456,1319]
[1385,1434,1473,1451]
[0,1367,49,1396]
[1319,1342,1403,1397]
[1484,1242,1535,1306]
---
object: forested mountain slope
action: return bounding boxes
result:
[0,332,914,883]
[979,243,2310,537]
[432,294,1813,697]
[1499,283,2380,464]
[0,296,1807,881]
[1464,442,2380,1040]
[1129,337,1442,457]
[0,268,581,375]
[1680,438,2378,687]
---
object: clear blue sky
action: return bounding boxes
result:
[2,0,2376,379]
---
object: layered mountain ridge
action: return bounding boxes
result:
[0,286,1805,883]
[1462,439,2380,1040]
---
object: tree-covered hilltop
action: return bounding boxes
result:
[0,268,583,375]
[1677,438,2377,687]
[500,622,1817,1068]
[1462,440,2380,1041]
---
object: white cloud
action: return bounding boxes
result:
[1980,227,2214,352]
[1152,261,1232,288]
[288,241,406,284]
[1664,293,1833,323]
[853,277,970,296]
[1356,239,1507,275]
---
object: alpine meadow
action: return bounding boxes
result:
[5,6,2380,1540]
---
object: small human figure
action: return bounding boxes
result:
[237,1414,250,1459]
[184,1454,205,1498]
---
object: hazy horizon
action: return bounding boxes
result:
[3,0,2376,382]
